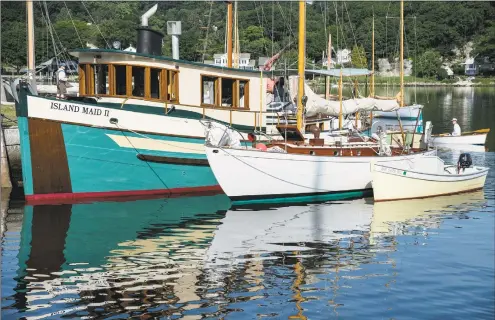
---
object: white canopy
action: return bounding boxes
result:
[287,76,400,117]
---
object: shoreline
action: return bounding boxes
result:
[375,82,494,87]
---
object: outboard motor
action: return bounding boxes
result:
[457,153,473,173]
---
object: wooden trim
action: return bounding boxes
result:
[144,66,151,99]
[173,70,179,102]
[126,65,132,97]
[200,73,250,110]
[78,64,86,95]
[137,154,209,166]
[85,64,95,95]
[108,64,115,96]
[160,69,167,101]
[233,79,239,108]
[242,80,249,109]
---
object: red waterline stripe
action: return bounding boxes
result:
[25,185,224,205]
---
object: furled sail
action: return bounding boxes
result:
[287,75,400,117]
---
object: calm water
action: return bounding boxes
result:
[377,86,495,150]
[2,87,495,319]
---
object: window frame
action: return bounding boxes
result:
[78,63,179,103]
[200,74,249,110]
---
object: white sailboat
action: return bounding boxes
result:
[204,0,436,206]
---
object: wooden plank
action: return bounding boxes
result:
[108,64,115,96]
[28,118,72,195]
[126,65,132,97]
[78,64,86,95]
[144,67,151,99]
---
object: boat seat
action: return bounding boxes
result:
[276,124,305,142]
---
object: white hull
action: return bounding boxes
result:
[205,145,436,203]
[373,104,422,119]
[431,133,488,146]
[372,157,489,201]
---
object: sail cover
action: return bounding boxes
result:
[287,76,400,117]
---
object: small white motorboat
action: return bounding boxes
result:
[372,153,489,202]
[431,128,490,146]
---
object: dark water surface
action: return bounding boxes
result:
[2,87,495,319]
[1,150,494,319]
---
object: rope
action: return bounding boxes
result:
[113,122,172,198]
[201,1,214,62]
[81,0,110,48]
[63,1,84,48]
[1,114,18,124]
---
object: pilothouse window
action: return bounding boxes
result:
[201,76,217,105]
[201,74,249,109]
[132,66,145,97]
[95,65,109,95]
[115,65,127,96]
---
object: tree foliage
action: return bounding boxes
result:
[351,45,367,68]
[413,50,442,79]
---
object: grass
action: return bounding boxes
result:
[471,77,495,85]
[1,104,17,127]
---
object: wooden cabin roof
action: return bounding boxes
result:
[69,49,270,77]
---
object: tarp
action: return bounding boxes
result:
[305,68,372,77]
[287,75,399,117]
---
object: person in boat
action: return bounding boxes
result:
[451,118,461,136]
[56,65,67,99]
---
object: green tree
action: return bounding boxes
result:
[1,21,27,72]
[351,45,367,68]
[413,50,443,78]
[473,22,495,61]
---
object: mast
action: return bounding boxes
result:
[233,0,239,68]
[226,1,233,68]
[397,0,406,147]
[400,0,404,108]
[27,0,36,87]
[338,69,343,130]
[325,33,331,99]
[296,0,306,131]
[370,14,375,127]
[371,15,375,97]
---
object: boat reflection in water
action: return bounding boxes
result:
[370,190,487,241]
[7,194,231,319]
[2,191,487,319]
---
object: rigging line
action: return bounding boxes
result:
[40,1,73,67]
[39,1,59,65]
[202,1,214,62]
[113,122,172,199]
[63,1,84,48]
[343,2,359,52]
[42,1,78,71]
[80,0,110,48]
[276,2,296,42]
